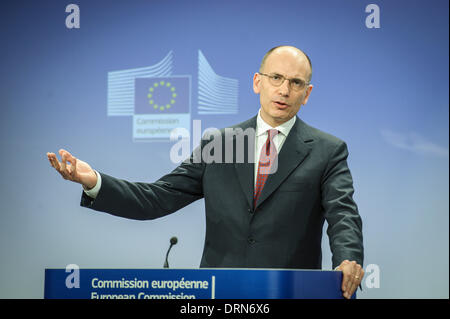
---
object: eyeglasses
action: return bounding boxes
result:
[259,72,309,91]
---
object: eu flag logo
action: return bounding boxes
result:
[135,77,190,114]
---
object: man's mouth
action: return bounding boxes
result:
[273,101,289,109]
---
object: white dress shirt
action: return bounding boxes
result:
[83,110,297,198]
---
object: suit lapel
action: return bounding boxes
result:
[233,116,257,210]
[255,117,312,209]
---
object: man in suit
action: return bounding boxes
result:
[47,45,364,299]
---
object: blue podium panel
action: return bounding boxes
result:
[44,268,349,299]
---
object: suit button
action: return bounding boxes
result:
[248,237,256,245]
[247,208,254,214]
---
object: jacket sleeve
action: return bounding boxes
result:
[321,141,364,269]
[80,153,205,221]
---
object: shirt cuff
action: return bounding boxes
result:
[82,170,101,199]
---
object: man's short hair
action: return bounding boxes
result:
[259,46,312,83]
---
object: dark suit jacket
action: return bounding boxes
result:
[81,116,363,269]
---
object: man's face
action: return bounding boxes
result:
[253,48,313,127]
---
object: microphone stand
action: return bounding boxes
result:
[163,237,178,268]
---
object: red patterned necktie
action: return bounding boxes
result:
[254,129,279,208]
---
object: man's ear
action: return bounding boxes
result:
[301,84,313,105]
[253,73,261,94]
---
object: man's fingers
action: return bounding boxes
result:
[344,262,363,299]
[340,260,351,291]
[347,278,357,299]
[346,261,357,298]
[341,273,349,291]
[59,150,67,172]
[47,153,61,171]
[58,149,75,180]
[342,273,354,298]
[48,149,82,183]
[47,153,55,167]
[47,152,55,166]
[61,156,69,178]
[350,266,364,296]
[338,260,363,299]
[68,154,77,178]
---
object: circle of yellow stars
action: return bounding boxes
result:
[147,81,177,111]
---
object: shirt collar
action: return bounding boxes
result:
[256,109,297,137]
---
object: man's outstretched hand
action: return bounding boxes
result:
[47,149,97,190]
[336,260,364,299]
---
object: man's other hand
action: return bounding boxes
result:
[47,149,97,190]
[336,260,364,299]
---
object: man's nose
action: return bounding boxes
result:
[278,79,290,96]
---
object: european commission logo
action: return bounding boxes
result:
[134,76,191,140]
[142,79,178,113]
[107,50,238,141]
[135,77,189,114]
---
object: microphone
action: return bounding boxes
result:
[163,236,178,268]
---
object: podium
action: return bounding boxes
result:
[44,268,351,299]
